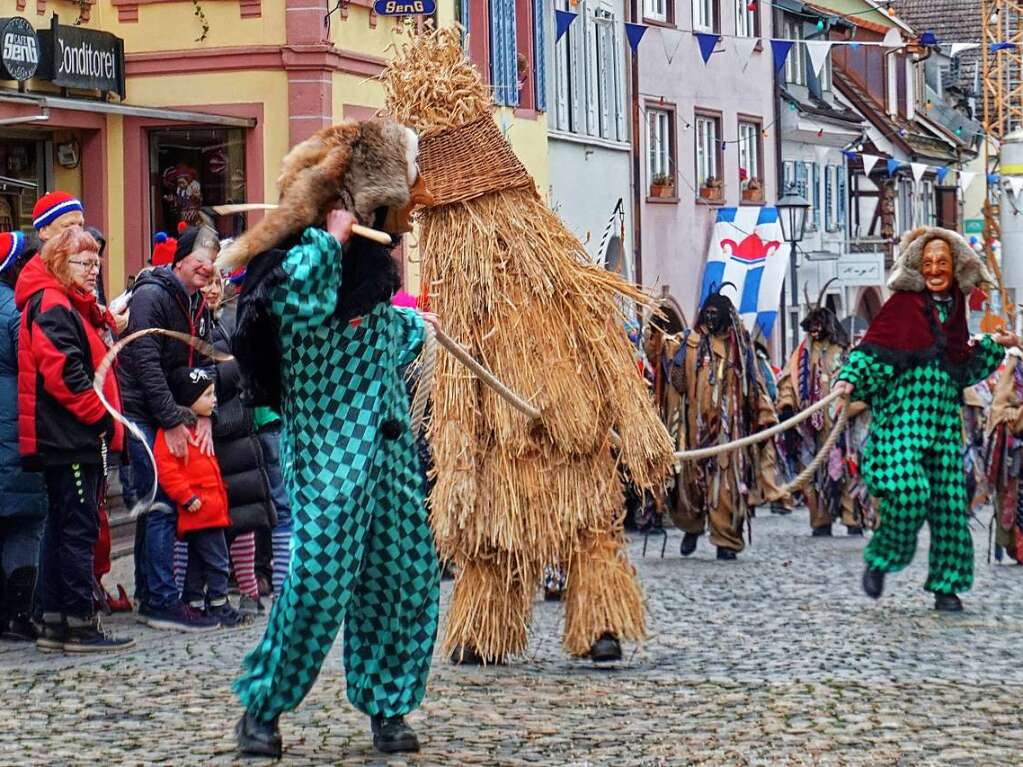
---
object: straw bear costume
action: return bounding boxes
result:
[222,118,440,726]
[836,227,1003,595]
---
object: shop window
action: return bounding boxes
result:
[646,106,676,199]
[149,127,246,239]
[695,112,722,201]
[0,138,45,233]
[737,119,763,203]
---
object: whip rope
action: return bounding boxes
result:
[93,328,232,517]
[409,322,438,437]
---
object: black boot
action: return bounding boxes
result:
[716,547,738,561]
[680,532,699,557]
[544,588,564,602]
[846,526,864,537]
[2,567,38,641]
[589,632,622,663]
[811,525,833,537]
[36,613,68,653]
[371,715,420,754]
[862,566,885,599]
[450,644,495,665]
[770,502,792,515]
[934,593,964,612]
[236,712,282,758]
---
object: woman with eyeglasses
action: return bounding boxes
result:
[15,226,134,653]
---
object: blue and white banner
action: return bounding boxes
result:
[699,207,785,339]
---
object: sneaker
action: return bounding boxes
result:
[36,615,68,653]
[237,595,266,616]
[64,617,136,653]
[371,715,420,754]
[144,602,220,632]
[208,601,252,628]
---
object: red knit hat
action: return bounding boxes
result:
[32,191,84,230]
[151,231,178,267]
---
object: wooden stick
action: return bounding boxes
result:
[210,203,393,246]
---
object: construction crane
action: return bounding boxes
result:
[980,0,1023,320]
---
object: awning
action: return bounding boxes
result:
[0,175,36,193]
[0,90,256,128]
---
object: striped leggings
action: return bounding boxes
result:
[174,531,258,599]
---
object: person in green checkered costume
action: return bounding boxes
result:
[833,226,1017,613]
[219,119,441,759]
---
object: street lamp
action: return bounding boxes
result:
[776,189,811,359]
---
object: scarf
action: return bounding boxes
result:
[856,290,971,371]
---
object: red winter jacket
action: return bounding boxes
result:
[153,427,230,538]
[16,255,124,467]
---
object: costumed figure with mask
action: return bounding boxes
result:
[984,350,1023,564]
[834,227,1018,611]
[382,29,674,667]
[667,286,779,560]
[218,118,440,758]
[777,280,869,536]
[745,335,790,515]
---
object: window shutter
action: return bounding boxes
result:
[568,2,583,131]
[838,166,847,230]
[554,1,569,130]
[490,0,518,107]
[811,162,820,229]
[533,0,547,112]
[825,165,834,230]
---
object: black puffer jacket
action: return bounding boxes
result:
[118,267,213,428]
[212,309,274,533]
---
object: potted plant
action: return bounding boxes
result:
[650,173,675,198]
[700,176,723,201]
[742,176,764,203]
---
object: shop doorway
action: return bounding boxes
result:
[149,127,246,239]
[0,136,47,232]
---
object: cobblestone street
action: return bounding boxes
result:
[2,508,1022,766]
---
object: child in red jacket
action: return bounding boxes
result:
[154,367,249,628]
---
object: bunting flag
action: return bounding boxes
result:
[991,42,1018,54]
[958,170,977,191]
[734,36,759,71]
[936,166,951,183]
[771,40,794,72]
[659,27,685,65]
[1008,177,1023,199]
[861,154,880,176]
[950,42,980,57]
[883,29,903,48]
[886,159,901,176]
[625,22,647,54]
[805,41,833,76]
[919,32,938,46]
[555,9,577,43]
[988,173,1001,184]
[814,145,831,164]
[910,162,929,183]
[696,32,721,64]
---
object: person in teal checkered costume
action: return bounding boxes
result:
[834,226,1018,612]
[222,118,442,759]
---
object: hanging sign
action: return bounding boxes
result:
[37,16,125,98]
[372,0,437,14]
[0,17,40,82]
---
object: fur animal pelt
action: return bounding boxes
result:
[888,226,993,294]
[218,118,417,269]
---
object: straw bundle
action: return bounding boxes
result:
[384,26,673,659]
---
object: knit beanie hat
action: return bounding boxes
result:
[173,226,219,265]
[151,232,177,267]
[168,367,215,408]
[32,192,84,230]
[0,231,26,273]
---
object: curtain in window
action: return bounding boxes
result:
[533,0,546,111]
[490,0,519,107]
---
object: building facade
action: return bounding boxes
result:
[635,0,778,326]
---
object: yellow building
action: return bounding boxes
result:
[0,0,548,295]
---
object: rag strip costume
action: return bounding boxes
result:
[836,227,1003,595]
[224,119,440,723]
[777,284,871,533]
[985,353,1023,563]
[382,29,674,663]
[667,291,778,554]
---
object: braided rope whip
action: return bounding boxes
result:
[409,322,438,438]
[93,328,232,517]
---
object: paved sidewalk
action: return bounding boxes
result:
[1,508,1021,766]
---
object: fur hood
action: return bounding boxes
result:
[888,226,993,294]
[218,118,418,269]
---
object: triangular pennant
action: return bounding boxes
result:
[883,28,903,48]
[659,27,685,65]
[696,32,721,64]
[842,150,858,160]
[936,166,951,184]
[555,10,577,43]
[734,36,758,71]
[1009,176,1023,199]
[625,22,648,54]
[861,153,880,176]
[805,41,833,76]
[991,42,1018,54]
[910,162,929,183]
[814,145,830,163]
[950,42,980,57]
[958,170,977,191]
[771,40,794,72]
[886,158,901,176]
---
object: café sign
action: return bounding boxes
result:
[38,15,126,98]
[372,0,437,15]
[0,17,40,82]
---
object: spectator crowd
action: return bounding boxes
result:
[0,191,292,653]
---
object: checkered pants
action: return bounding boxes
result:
[233,226,438,721]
